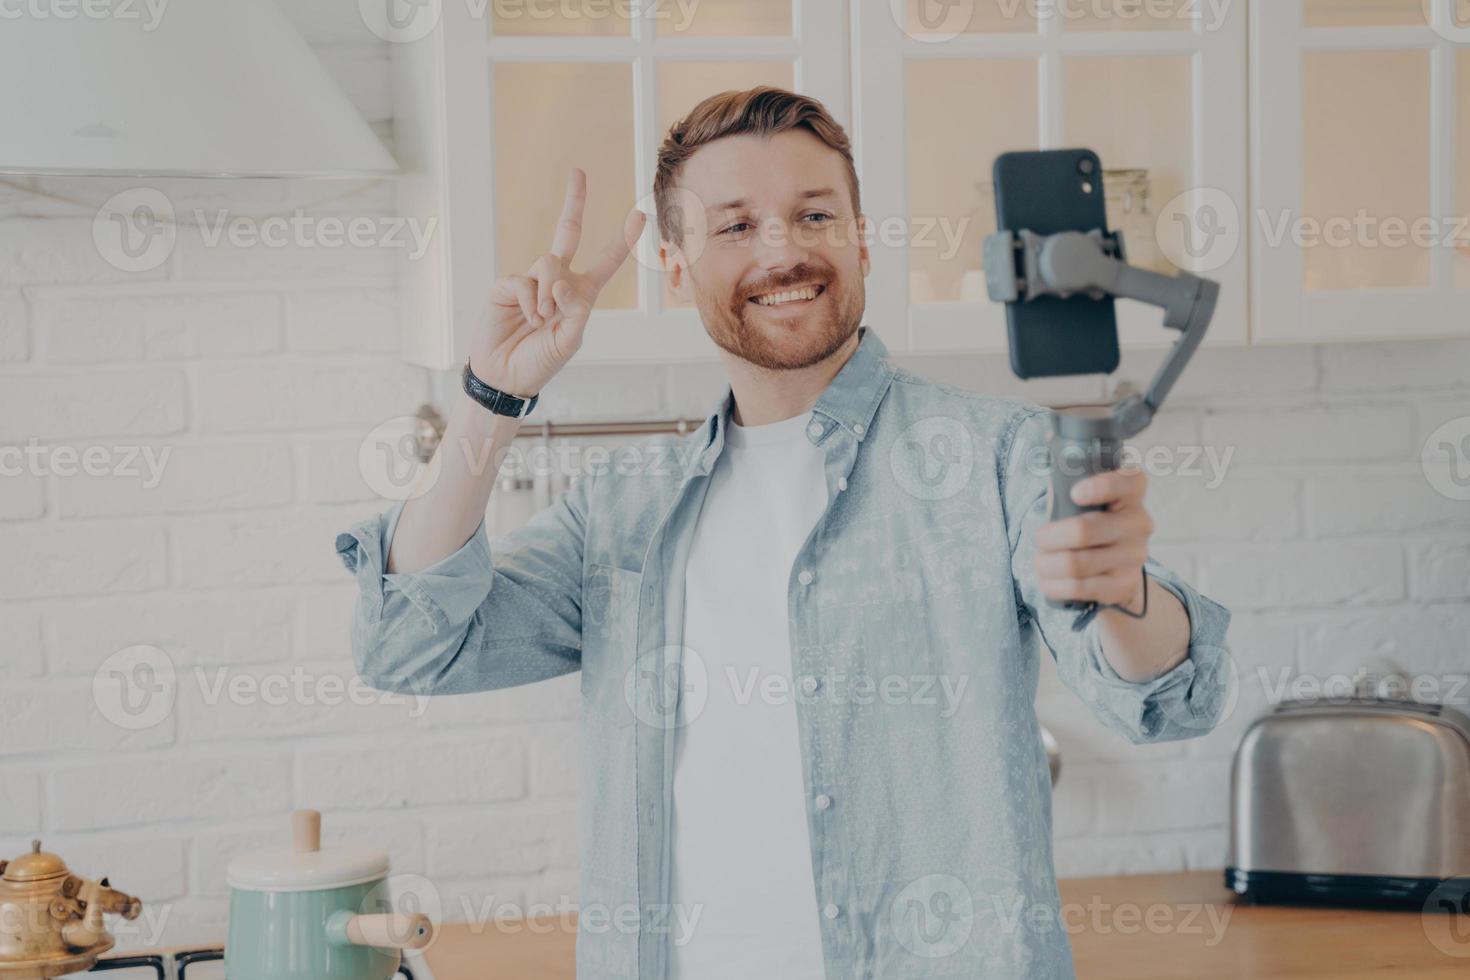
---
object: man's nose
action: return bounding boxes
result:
[752,215,813,270]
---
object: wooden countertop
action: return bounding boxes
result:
[418,870,1466,979]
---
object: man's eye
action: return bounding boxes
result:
[719,222,751,235]
[802,213,833,223]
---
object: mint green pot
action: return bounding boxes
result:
[224,811,433,980]
[226,879,402,980]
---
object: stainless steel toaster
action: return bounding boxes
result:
[1226,694,1470,908]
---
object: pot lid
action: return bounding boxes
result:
[3,840,69,882]
[227,811,388,892]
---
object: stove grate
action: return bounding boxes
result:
[89,946,415,979]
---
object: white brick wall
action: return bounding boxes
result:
[1,7,1467,953]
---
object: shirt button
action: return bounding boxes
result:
[798,569,814,586]
[800,675,819,696]
[853,423,865,437]
[836,476,848,492]
[823,903,840,919]
[807,422,823,439]
[815,793,832,810]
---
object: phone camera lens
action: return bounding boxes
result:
[1078,158,1096,176]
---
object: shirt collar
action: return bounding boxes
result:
[689,325,893,476]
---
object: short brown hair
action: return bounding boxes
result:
[654,85,861,247]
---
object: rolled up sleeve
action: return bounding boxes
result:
[334,473,591,696]
[1000,406,1235,744]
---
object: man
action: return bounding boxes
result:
[337,86,1232,979]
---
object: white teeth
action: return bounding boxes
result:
[754,285,819,306]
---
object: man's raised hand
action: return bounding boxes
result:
[473,167,646,397]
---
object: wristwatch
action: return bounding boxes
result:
[462,358,539,419]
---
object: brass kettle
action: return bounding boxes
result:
[0,840,142,979]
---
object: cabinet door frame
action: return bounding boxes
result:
[1251,0,1468,344]
[853,0,1250,356]
[396,0,849,369]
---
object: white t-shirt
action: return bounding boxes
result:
[668,407,830,979]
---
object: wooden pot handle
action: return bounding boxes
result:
[344,912,435,951]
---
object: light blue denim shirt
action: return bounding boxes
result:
[336,325,1233,980]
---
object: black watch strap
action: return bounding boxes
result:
[462,359,539,419]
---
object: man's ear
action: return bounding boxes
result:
[663,239,693,302]
[857,214,871,279]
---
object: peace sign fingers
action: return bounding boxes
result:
[527,167,647,325]
[476,168,648,395]
[549,167,587,261]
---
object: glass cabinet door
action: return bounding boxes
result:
[855,0,1248,355]
[1253,0,1470,343]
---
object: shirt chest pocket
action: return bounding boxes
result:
[581,561,641,728]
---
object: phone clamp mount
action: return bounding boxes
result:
[982,227,1220,630]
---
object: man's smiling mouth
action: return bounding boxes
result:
[748,284,826,307]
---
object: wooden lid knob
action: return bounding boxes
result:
[292,810,322,853]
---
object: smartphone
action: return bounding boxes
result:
[992,149,1120,379]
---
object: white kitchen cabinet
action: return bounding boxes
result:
[394,0,1462,368]
[1251,0,1470,343]
[854,0,1249,355]
[393,0,848,369]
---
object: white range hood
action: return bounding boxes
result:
[0,0,398,178]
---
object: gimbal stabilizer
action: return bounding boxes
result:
[982,227,1219,630]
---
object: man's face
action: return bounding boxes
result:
[662,129,869,371]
